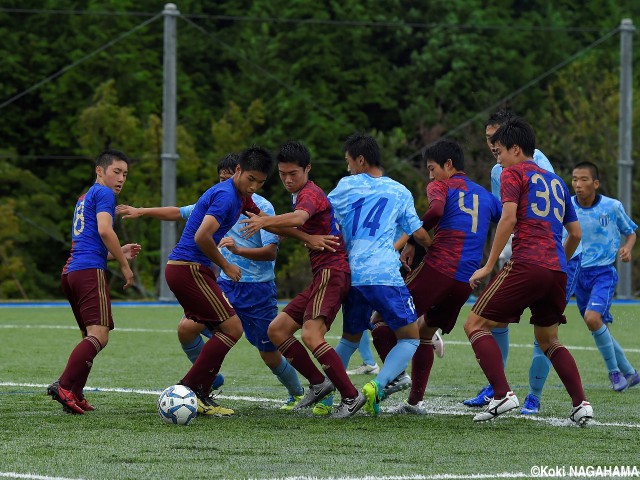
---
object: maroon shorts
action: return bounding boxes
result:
[283,268,350,328]
[471,261,567,327]
[406,262,471,334]
[165,261,235,325]
[61,269,114,331]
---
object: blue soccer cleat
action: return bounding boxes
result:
[520,393,540,415]
[609,371,628,392]
[463,384,493,407]
[625,370,640,389]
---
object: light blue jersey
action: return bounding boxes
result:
[328,174,422,287]
[179,193,278,282]
[572,194,637,268]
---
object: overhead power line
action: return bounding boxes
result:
[0,13,162,111]
[0,7,608,33]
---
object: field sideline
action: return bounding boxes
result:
[1,304,639,480]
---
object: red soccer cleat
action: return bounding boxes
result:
[73,395,96,412]
[47,381,85,415]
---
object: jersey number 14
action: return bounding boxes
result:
[351,197,389,237]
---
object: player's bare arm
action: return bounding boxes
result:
[267,225,338,252]
[239,210,310,238]
[619,232,636,262]
[195,215,241,281]
[412,227,432,249]
[469,201,517,288]
[117,204,182,221]
[563,221,582,261]
[97,211,134,290]
[107,243,142,261]
[218,236,278,261]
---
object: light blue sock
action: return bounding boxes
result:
[181,335,204,363]
[592,325,619,373]
[335,337,359,368]
[201,328,213,339]
[528,341,551,398]
[610,335,635,376]
[374,338,419,388]
[359,330,376,366]
[271,357,304,397]
[492,327,509,368]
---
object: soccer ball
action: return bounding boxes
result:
[157,385,198,426]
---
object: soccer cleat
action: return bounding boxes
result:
[312,394,333,416]
[381,372,412,401]
[362,380,382,416]
[197,394,234,416]
[280,394,304,411]
[293,377,336,410]
[74,396,96,412]
[47,381,85,415]
[346,363,380,375]
[624,370,640,389]
[432,329,445,359]
[569,400,593,427]
[463,384,494,407]
[519,393,540,415]
[391,400,428,415]
[609,371,628,392]
[473,391,519,422]
[330,392,366,418]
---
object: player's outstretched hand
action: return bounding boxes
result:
[619,246,632,263]
[222,262,242,282]
[122,243,142,260]
[117,204,142,219]
[469,266,491,289]
[304,235,339,252]
[239,212,265,239]
[121,264,135,290]
[400,244,415,271]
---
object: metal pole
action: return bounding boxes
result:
[617,18,635,299]
[159,3,179,301]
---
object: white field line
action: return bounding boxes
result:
[0,473,84,480]
[254,474,531,480]
[1,324,638,353]
[2,382,639,429]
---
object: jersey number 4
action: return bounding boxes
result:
[351,197,389,237]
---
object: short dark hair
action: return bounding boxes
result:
[422,139,464,171]
[342,133,381,167]
[238,146,274,174]
[490,117,536,158]
[95,149,129,170]
[485,109,516,128]
[276,140,311,169]
[573,161,600,180]
[217,153,239,174]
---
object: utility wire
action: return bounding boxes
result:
[0,7,608,32]
[0,13,162,111]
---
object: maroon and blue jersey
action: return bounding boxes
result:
[169,178,260,266]
[292,181,350,274]
[63,183,116,274]
[501,161,578,272]
[425,173,501,282]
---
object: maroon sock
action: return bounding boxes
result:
[546,343,586,407]
[181,332,237,395]
[59,336,102,392]
[371,323,396,362]
[408,340,433,405]
[468,329,510,398]
[313,342,358,399]
[278,336,325,385]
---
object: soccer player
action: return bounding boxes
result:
[48,149,140,414]
[463,117,592,425]
[240,140,364,418]
[571,161,640,391]
[464,109,582,416]
[118,154,305,411]
[392,139,501,414]
[327,133,432,416]
[164,146,274,416]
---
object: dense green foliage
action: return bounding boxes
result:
[1,1,639,298]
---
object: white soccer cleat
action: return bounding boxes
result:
[346,363,380,375]
[432,329,445,358]
[569,400,593,427]
[473,391,519,422]
[391,400,428,415]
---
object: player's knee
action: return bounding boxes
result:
[221,315,243,339]
[177,317,200,344]
[583,313,603,332]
